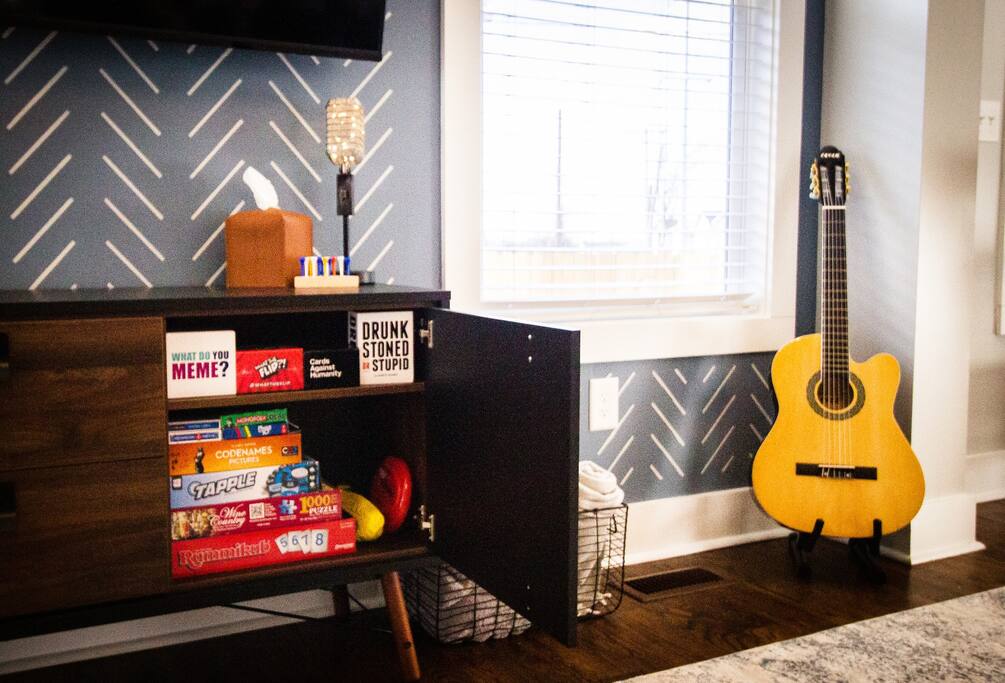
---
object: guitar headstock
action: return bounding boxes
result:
[809,146,850,206]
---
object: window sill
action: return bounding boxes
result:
[570,313,795,364]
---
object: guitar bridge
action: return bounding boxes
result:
[795,463,877,480]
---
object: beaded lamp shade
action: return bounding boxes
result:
[326,97,366,173]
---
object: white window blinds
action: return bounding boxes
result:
[481,0,776,306]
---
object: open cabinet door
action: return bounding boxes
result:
[422,309,580,645]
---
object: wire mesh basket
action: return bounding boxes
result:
[403,504,627,642]
[403,563,532,644]
[577,503,628,619]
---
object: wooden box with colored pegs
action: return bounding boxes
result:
[294,255,359,289]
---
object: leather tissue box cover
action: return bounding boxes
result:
[225,208,312,287]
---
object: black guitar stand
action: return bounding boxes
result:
[849,519,886,585]
[788,518,886,584]
[788,518,824,579]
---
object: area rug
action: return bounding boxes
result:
[622,587,1005,682]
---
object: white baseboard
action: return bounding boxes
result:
[966,449,1005,503]
[0,582,385,675]
[624,487,788,567]
[906,492,986,565]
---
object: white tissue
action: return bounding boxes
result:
[242,166,279,210]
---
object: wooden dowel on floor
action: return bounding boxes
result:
[331,585,351,619]
[381,571,420,681]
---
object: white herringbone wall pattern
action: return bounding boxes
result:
[0,0,439,290]
[580,353,777,502]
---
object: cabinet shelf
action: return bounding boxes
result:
[167,383,425,411]
[171,530,433,590]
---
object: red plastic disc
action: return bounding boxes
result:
[370,456,411,533]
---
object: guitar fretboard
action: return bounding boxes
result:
[820,167,851,404]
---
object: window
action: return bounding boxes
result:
[482,0,775,306]
[442,0,805,362]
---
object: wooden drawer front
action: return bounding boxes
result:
[0,458,170,618]
[0,317,166,470]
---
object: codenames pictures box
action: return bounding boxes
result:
[165,331,236,399]
[168,432,303,476]
[349,311,413,385]
[171,518,356,578]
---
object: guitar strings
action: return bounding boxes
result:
[820,165,850,468]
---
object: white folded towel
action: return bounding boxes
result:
[578,460,624,509]
[577,461,625,615]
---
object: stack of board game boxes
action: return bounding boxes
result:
[169,409,356,578]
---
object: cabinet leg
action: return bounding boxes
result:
[331,585,351,619]
[381,571,420,681]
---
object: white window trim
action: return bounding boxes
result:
[441,0,805,363]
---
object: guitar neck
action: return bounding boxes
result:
[821,204,849,381]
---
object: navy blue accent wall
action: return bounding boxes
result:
[0,0,439,290]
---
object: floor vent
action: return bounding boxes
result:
[624,567,725,602]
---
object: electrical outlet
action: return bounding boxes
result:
[589,377,619,431]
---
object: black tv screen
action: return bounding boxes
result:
[0,0,386,60]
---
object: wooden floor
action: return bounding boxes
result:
[12,500,1005,683]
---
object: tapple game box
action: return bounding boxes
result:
[170,460,320,509]
[171,489,342,541]
[171,518,356,578]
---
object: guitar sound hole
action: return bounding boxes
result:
[815,381,854,410]
[806,372,865,420]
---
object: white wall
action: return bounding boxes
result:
[823,0,986,563]
[966,0,1005,502]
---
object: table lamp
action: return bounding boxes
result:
[326,96,373,284]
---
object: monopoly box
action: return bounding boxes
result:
[236,348,304,393]
[222,421,290,440]
[170,460,320,509]
[168,432,302,476]
[171,518,356,578]
[171,489,342,541]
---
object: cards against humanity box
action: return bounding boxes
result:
[304,349,360,389]
[171,489,342,541]
[169,432,303,475]
[236,348,304,393]
[171,518,356,578]
[166,331,236,399]
[170,459,319,509]
[349,311,413,385]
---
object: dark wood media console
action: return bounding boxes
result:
[0,285,581,677]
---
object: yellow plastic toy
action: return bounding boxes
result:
[339,486,385,541]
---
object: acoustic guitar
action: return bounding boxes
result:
[751,146,925,539]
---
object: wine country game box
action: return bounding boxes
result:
[349,311,413,385]
[171,489,343,541]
